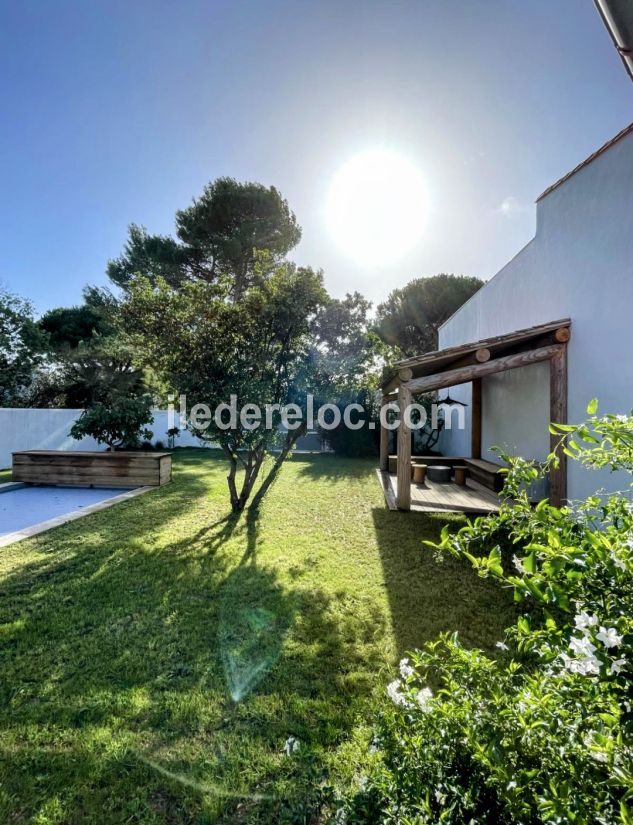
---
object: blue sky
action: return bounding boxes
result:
[1,0,631,314]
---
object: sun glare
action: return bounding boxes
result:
[326,149,427,266]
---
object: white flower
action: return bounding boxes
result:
[507,781,517,790]
[386,679,408,706]
[359,776,368,790]
[496,641,509,651]
[613,555,626,571]
[416,687,433,710]
[561,648,601,676]
[512,555,526,575]
[610,658,626,675]
[574,611,598,632]
[283,736,300,755]
[569,636,597,657]
[567,655,601,676]
[615,414,629,423]
[575,656,601,676]
[596,627,623,648]
[399,657,415,679]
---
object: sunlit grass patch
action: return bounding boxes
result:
[0,449,514,823]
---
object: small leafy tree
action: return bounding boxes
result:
[166,427,180,449]
[69,396,154,450]
[337,402,633,824]
[54,338,148,408]
[30,287,153,409]
[310,292,386,457]
[319,390,381,458]
[122,256,327,512]
[0,288,47,405]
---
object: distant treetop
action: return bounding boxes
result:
[376,273,484,358]
[107,177,302,298]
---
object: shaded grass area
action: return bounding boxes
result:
[0,468,11,484]
[0,450,515,824]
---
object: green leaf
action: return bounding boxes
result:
[586,398,599,415]
[522,552,536,574]
[487,546,503,576]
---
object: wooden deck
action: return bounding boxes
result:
[376,469,500,514]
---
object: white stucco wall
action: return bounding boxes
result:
[0,409,204,470]
[439,125,633,501]
[0,408,323,470]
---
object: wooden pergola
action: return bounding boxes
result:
[378,318,571,511]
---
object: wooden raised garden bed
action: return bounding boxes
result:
[12,450,172,488]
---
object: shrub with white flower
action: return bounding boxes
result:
[337,402,633,825]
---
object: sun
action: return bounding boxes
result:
[326,149,428,266]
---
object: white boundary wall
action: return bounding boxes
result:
[0,409,203,469]
[0,408,324,470]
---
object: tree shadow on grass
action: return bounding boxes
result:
[0,489,386,823]
[371,507,517,658]
[292,452,377,485]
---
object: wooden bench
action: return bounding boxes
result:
[463,458,505,493]
[12,450,172,488]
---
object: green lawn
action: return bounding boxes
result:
[0,450,515,824]
[0,468,11,484]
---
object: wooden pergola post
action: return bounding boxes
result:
[379,396,390,472]
[396,384,411,510]
[549,343,568,506]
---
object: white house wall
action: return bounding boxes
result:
[439,127,633,501]
[480,362,550,464]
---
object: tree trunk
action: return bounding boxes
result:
[222,446,242,512]
[234,448,266,511]
[222,426,305,513]
[222,445,268,513]
[249,425,306,511]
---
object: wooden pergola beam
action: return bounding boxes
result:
[402,343,563,395]
[392,318,571,373]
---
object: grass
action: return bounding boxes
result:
[0,450,515,824]
[0,468,11,484]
